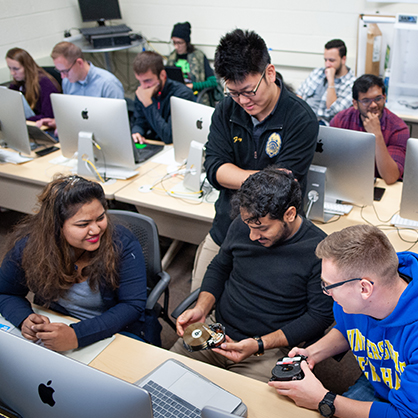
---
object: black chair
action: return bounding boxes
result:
[171,288,201,321]
[108,210,176,331]
[42,66,62,88]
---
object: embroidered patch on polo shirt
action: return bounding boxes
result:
[265,132,282,157]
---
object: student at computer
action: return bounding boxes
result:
[166,21,218,105]
[296,39,355,124]
[36,42,124,130]
[330,74,409,184]
[6,47,61,122]
[131,51,195,144]
[0,175,160,351]
[269,225,418,418]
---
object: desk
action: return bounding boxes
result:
[313,179,418,252]
[90,334,318,418]
[0,149,153,214]
[114,160,216,245]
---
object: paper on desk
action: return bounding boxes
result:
[1,308,115,364]
[48,154,77,167]
[151,146,179,166]
[31,307,115,364]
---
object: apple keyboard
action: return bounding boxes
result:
[323,201,353,215]
[0,149,33,164]
[391,214,418,229]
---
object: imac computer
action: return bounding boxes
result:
[171,96,215,164]
[399,137,418,222]
[0,88,57,161]
[51,94,157,180]
[306,125,376,221]
[78,0,122,25]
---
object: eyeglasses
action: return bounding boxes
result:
[356,95,385,106]
[172,40,186,46]
[321,278,374,295]
[224,67,267,99]
[55,60,77,76]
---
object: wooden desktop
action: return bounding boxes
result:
[90,333,318,418]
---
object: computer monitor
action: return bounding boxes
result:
[400,137,418,221]
[171,97,215,164]
[0,87,33,155]
[311,125,376,206]
[78,0,122,25]
[0,330,153,418]
[51,93,137,174]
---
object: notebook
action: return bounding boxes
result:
[0,307,114,364]
[0,330,247,418]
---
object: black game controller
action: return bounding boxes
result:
[270,355,307,381]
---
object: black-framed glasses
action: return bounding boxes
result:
[321,278,374,295]
[55,60,77,76]
[224,67,267,99]
[356,95,385,106]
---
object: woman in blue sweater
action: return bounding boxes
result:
[0,175,155,351]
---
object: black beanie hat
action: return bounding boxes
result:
[171,22,191,43]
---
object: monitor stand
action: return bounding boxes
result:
[304,165,327,222]
[77,131,97,180]
[169,140,205,200]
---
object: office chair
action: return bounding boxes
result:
[42,66,62,87]
[108,210,176,331]
[171,288,201,321]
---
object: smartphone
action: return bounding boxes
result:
[373,186,385,202]
[35,146,59,157]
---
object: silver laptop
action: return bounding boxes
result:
[136,358,246,417]
[171,96,215,163]
[0,331,246,418]
[202,406,238,418]
[0,88,55,156]
[400,137,418,221]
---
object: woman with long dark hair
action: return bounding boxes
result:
[6,47,61,121]
[0,175,157,351]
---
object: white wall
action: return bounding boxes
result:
[1,0,418,89]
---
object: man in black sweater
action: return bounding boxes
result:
[172,168,333,382]
[190,29,318,292]
[131,51,195,144]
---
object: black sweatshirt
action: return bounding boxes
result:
[200,216,333,347]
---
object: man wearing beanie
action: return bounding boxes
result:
[167,22,218,105]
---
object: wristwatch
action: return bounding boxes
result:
[318,391,336,417]
[252,336,264,356]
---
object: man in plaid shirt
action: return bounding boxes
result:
[296,39,355,123]
[330,74,409,185]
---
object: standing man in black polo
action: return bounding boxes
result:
[190,29,318,292]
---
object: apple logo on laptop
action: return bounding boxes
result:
[38,380,56,407]
[196,118,203,130]
[81,109,89,120]
[316,140,324,153]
